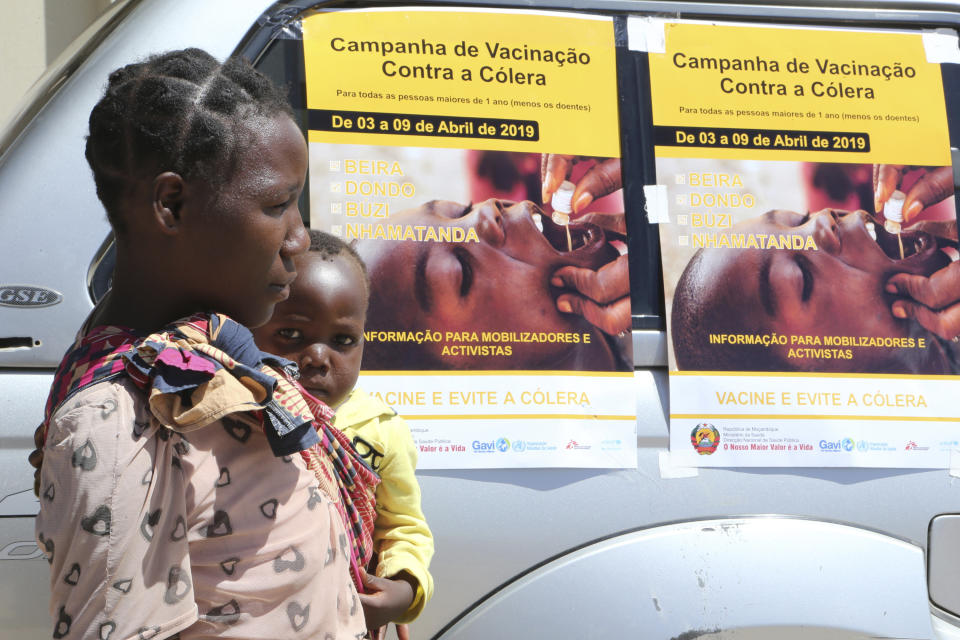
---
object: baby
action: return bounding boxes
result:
[254,230,434,638]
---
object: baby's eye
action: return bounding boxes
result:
[277,328,303,341]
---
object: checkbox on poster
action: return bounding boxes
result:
[676,195,685,205]
[331,225,343,237]
[679,235,689,246]
[677,215,688,225]
[330,182,341,193]
[329,160,341,172]
[330,202,342,214]
[675,174,685,184]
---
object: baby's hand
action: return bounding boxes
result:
[359,570,415,633]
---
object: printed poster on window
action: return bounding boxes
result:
[301,8,636,468]
[639,18,960,466]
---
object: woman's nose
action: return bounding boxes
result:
[810,209,841,254]
[473,199,505,247]
[282,208,310,259]
[300,343,330,375]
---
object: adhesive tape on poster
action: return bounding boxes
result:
[644,184,670,223]
[923,32,960,64]
[950,450,960,478]
[658,451,699,478]
[627,16,666,54]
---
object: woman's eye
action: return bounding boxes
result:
[268,197,295,215]
[277,328,302,341]
[454,246,473,297]
[797,212,811,226]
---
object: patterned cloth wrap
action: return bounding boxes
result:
[35,312,379,591]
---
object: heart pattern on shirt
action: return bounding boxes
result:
[287,601,310,632]
[164,566,191,604]
[98,621,116,640]
[204,599,241,625]
[112,578,132,594]
[100,398,117,418]
[140,509,161,542]
[216,467,231,487]
[219,557,239,575]
[260,498,278,519]
[132,419,149,439]
[204,510,232,538]
[156,427,170,441]
[307,486,323,510]
[170,515,187,541]
[223,420,251,443]
[174,440,189,456]
[80,505,112,536]
[43,483,55,502]
[52,606,72,638]
[274,545,305,573]
[71,440,97,471]
[64,563,81,586]
[38,532,53,564]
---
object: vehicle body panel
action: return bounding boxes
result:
[3,1,960,638]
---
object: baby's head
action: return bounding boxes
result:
[87,48,309,327]
[671,208,953,373]
[254,230,369,408]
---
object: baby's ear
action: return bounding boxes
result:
[152,172,185,235]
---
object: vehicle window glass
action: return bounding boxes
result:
[0,0,136,156]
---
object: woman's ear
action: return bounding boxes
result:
[152,172,185,235]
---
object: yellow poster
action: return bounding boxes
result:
[648,21,950,164]
[302,8,635,470]
[302,8,619,156]
[648,20,960,468]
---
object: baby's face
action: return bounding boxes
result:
[697,208,949,370]
[253,252,366,408]
[357,199,622,370]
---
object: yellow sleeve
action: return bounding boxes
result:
[371,413,435,623]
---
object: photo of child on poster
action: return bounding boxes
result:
[311,146,632,372]
[660,158,959,375]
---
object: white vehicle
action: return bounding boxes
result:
[3,1,960,638]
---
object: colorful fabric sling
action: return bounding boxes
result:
[299,384,380,587]
[34,312,378,591]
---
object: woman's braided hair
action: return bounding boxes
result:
[85,48,293,232]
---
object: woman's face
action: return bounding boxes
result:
[178,114,310,328]
[357,199,620,369]
[697,208,949,370]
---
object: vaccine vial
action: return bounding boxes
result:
[551,180,575,252]
[884,190,906,259]
[884,190,905,234]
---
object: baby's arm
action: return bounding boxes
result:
[370,414,435,623]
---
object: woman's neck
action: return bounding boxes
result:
[94,251,199,331]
